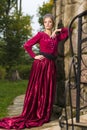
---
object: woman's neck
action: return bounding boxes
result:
[44,29,52,36]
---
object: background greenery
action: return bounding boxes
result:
[0,0,52,80]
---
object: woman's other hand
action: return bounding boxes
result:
[34,55,45,60]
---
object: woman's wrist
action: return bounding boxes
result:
[55,28,62,33]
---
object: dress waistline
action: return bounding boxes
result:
[39,51,57,60]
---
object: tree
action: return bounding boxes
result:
[37,0,53,28]
[0,39,6,64]
[4,13,32,68]
[0,0,32,80]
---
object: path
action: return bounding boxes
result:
[7,95,61,130]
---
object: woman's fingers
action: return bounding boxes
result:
[34,55,45,60]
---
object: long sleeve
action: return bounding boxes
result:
[23,32,41,58]
[57,27,69,42]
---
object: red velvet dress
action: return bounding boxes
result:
[0,28,68,129]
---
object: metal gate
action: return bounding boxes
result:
[59,10,87,130]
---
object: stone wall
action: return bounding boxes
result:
[53,0,87,79]
[52,0,87,109]
[54,0,87,27]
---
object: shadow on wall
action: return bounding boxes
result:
[54,20,68,108]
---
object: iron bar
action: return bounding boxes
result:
[76,17,82,122]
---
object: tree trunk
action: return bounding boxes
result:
[11,70,21,81]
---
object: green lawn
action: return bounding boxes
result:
[0,80,28,118]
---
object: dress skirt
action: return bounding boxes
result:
[0,58,56,129]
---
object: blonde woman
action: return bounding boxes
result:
[0,13,69,129]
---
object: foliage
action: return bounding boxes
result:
[0,0,17,32]
[37,0,53,28]
[4,13,32,69]
[16,64,32,79]
[8,64,32,80]
[0,66,6,79]
[0,40,6,65]
[0,80,28,118]
[0,0,32,71]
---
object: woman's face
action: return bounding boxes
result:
[43,17,53,30]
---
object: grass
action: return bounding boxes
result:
[0,80,28,118]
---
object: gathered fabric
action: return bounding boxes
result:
[0,58,56,129]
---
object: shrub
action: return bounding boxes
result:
[6,63,32,80]
[16,64,32,79]
[0,66,6,79]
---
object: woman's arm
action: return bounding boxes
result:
[57,28,69,41]
[23,32,41,58]
[51,28,69,41]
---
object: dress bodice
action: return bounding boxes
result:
[24,28,69,58]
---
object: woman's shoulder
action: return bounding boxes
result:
[37,31,44,35]
[35,31,44,36]
[36,31,47,38]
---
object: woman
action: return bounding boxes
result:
[0,14,69,129]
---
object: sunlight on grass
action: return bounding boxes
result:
[0,80,28,118]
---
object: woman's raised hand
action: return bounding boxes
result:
[50,28,62,38]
